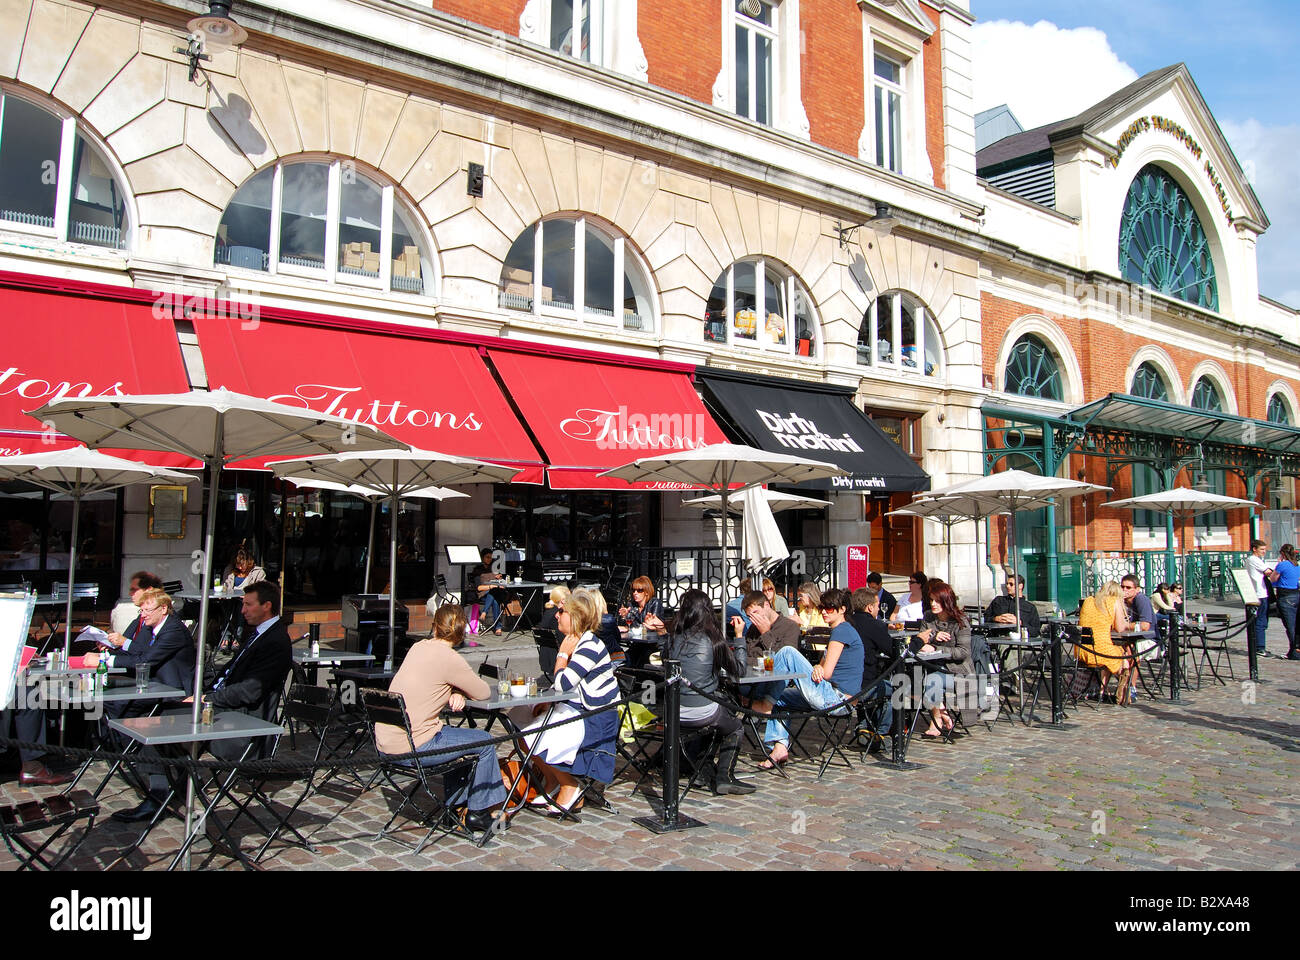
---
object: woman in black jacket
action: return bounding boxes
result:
[666,589,755,796]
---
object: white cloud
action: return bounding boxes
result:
[972,19,1139,130]
[1221,118,1300,308]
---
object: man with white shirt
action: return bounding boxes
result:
[84,589,195,695]
[1243,539,1270,658]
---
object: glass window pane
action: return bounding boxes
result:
[923,314,940,376]
[874,86,886,167]
[874,54,900,84]
[575,492,612,551]
[857,309,872,366]
[578,0,592,62]
[46,493,116,571]
[705,272,728,344]
[584,225,615,317]
[764,268,786,345]
[0,97,60,229]
[551,0,574,52]
[500,224,535,309]
[875,294,891,362]
[540,219,575,311]
[391,206,426,294]
[278,163,329,270]
[531,491,571,559]
[887,90,902,172]
[735,25,750,120]
[622,260,651,332]
[68,134,125,248]
[732,261,758,341]
[218,166,272,270]
[0,484,43,570]
[337,173,383,281]
[754,34,772,126]
[900,300,917,370]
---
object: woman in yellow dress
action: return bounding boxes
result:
[1076,581,1131,701]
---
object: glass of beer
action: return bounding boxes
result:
[763,654,774,673]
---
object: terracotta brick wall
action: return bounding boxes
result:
[642,0,722,106]
[431,0,527,34]
[920,3,945,191]
[801,0,863,157]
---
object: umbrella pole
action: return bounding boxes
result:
[973,514,983,612]
[62,482,81,660]
[364,498,377,593]
[387,464,398,671]
[720,484,730,638]
[186,423,224,872]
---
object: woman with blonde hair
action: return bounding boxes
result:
[795,582,826,630]
[378,603,506,832]
[517,587,620,814]
[1076,581,1131,703]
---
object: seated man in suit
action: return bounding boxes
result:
[108,570,164,641]
[84,589,197,704]
[111,581,291,823]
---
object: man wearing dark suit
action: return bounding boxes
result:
[850,587,895,734]
[111,581,291,823]
[866,572,898,622]
[86,588,197,698]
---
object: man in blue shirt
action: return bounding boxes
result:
[750,587,862,767]
[1120,574,1156,631]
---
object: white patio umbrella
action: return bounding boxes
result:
[278,476,467,592]
[1102,486,1260,603]
[922,470,1111,635]
[0,447,192,658]
[681,489,833,514]
[269,449,520,666]
[739,484,789,574]
[890,495,1011,609]
[29,389,401,870]
[599,442,847,633]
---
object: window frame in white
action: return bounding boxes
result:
[216,158,435,298]
[704,257,819,358]
[713,0,809,138]
[872,50,905,173]
[498,215,656,334]
[518,0,648,80]
[856,291,942,379]
[857,4,933,182]
[0,87,133,251]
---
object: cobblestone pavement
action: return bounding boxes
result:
[4,605,1297,871]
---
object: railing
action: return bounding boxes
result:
[576,544,838,610]
[1081,550,1247,599]
[1,209,54,228]
[70,220,123,248]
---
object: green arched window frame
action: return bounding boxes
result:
[1268,394,1291,425]
[1119,164,1219,311]
[1191,376,1223,412]
[1131,361,1170,401]
[1004,334,1063,401]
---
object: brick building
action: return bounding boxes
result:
[0,0,1291,608]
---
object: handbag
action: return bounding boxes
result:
[499,758,541,805]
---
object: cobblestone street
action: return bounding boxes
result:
[4,609,1297,872]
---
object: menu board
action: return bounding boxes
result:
[0,593,36,710]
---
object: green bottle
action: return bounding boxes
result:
[95,656,109,692]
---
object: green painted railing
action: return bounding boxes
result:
[1081,550,1247,600]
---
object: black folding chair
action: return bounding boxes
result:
[427,574,459,618]
[358,689,479,853]
[1183,614,1234,686]
[534,628,561,683]
[0,791,99,871]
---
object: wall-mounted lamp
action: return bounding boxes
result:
[176,0,248,82]
[835,202,901,249]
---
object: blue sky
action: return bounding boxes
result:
[971,0,1299,308]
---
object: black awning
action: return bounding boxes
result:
[698,369,931,492]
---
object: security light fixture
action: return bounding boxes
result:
[836,201,901,248]
[177,0,248,81]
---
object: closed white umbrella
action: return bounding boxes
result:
[740,484,789,574]
[600,442,846,633]
[0,447,192,658]
[269,449,520,665]
[29,389,401,869]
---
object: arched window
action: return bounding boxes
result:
[855,292,941,377]
[1268,394,1291,426]
[1190,376,1223,412]
[1003,334,1062,401]
[0,89,129,249]
[216,160,433,295]
[1118,164,1218,310]
[499,216,653,332]
[1130,361,1170,401]
[704,258,816,355]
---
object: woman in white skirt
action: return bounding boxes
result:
[513,588,620,814]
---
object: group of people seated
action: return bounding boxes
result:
[1074,574,1159,706]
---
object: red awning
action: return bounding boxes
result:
[487,350,728,489]
[1,287,195,467]
[194,316,544,479]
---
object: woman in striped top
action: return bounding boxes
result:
[521,587,619,813]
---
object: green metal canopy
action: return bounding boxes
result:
[1065,393,1300,454]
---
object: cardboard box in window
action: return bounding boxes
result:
[501,280,551,300]
[502,266,531,285]
[342,250,365,269]
[362,252,380,273]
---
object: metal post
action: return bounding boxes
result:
[1168,612,1181,703]
[1049,619,1065,725]
[633,658,704,833]
[62,485,81,661]
[1246,605,1260,683]
[386,462,397,672]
